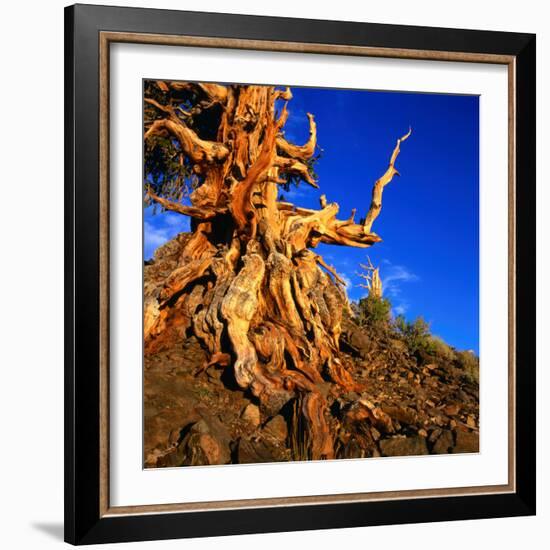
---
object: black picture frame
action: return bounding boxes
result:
[65,3,536,545]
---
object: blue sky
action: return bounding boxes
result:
[145,85,479,352]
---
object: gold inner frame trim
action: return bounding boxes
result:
[98,31,516,518]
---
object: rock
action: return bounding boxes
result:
[257,387,294,417]
[390,339,408,353]
[206,367,224,387]
[180,417,232,466]
[241,403,261,427]
[432,429,454,454]
[429,428,442,443]
[452,430,479,453]
[183,433,226,465]
[415,348,433,366]
[343,391,361,402]
[263,415,288,441]
[237,437,288,464]
[342,321,371,358]
[379,435,429,457]
[456,389,470,401]
[443,403,461,416]
[340,438,365,459]
[381,405,418,425]
[356,399,394,434]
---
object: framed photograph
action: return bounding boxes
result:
[65,4,536,545]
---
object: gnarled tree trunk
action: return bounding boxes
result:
[143,81,410,460]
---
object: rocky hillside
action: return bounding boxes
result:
[144,233,479,467]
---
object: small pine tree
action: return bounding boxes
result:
[394,315,434,355]
[356,295,392,329]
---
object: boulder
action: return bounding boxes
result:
[179,414,232,466]
[340,438,366,459]
[237,436,288,464]
[241,403,261,427]
[443,403,461,416]
[379,435,429,457]
[263,415,288,441]
[452,430,479,453]
[381,405,418,425]
[341,321,371,358]
[432,429,454,454]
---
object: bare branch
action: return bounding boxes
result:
[274,87,293,101]
[280,200,382,250]
[315,254,346,286]
[363,128,412,234]
[146,187,227,220]
[145,119,229,165]
[276,156,318,188]
[277,113,317,160]
[317,221,383,248]
[144,97,175,117]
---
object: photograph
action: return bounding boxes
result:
[59,3,536,544]
[142,79,480,467]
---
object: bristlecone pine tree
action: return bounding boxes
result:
[143,80,411,460]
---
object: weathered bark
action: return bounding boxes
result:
[144,81,410,460]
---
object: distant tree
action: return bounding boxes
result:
[394,315,434,355]
[355,295,392,329]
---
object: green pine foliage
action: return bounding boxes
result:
[352,295,478,383]
[354,295,392,330]
[455,350,480,384]
[393,315,434,355]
